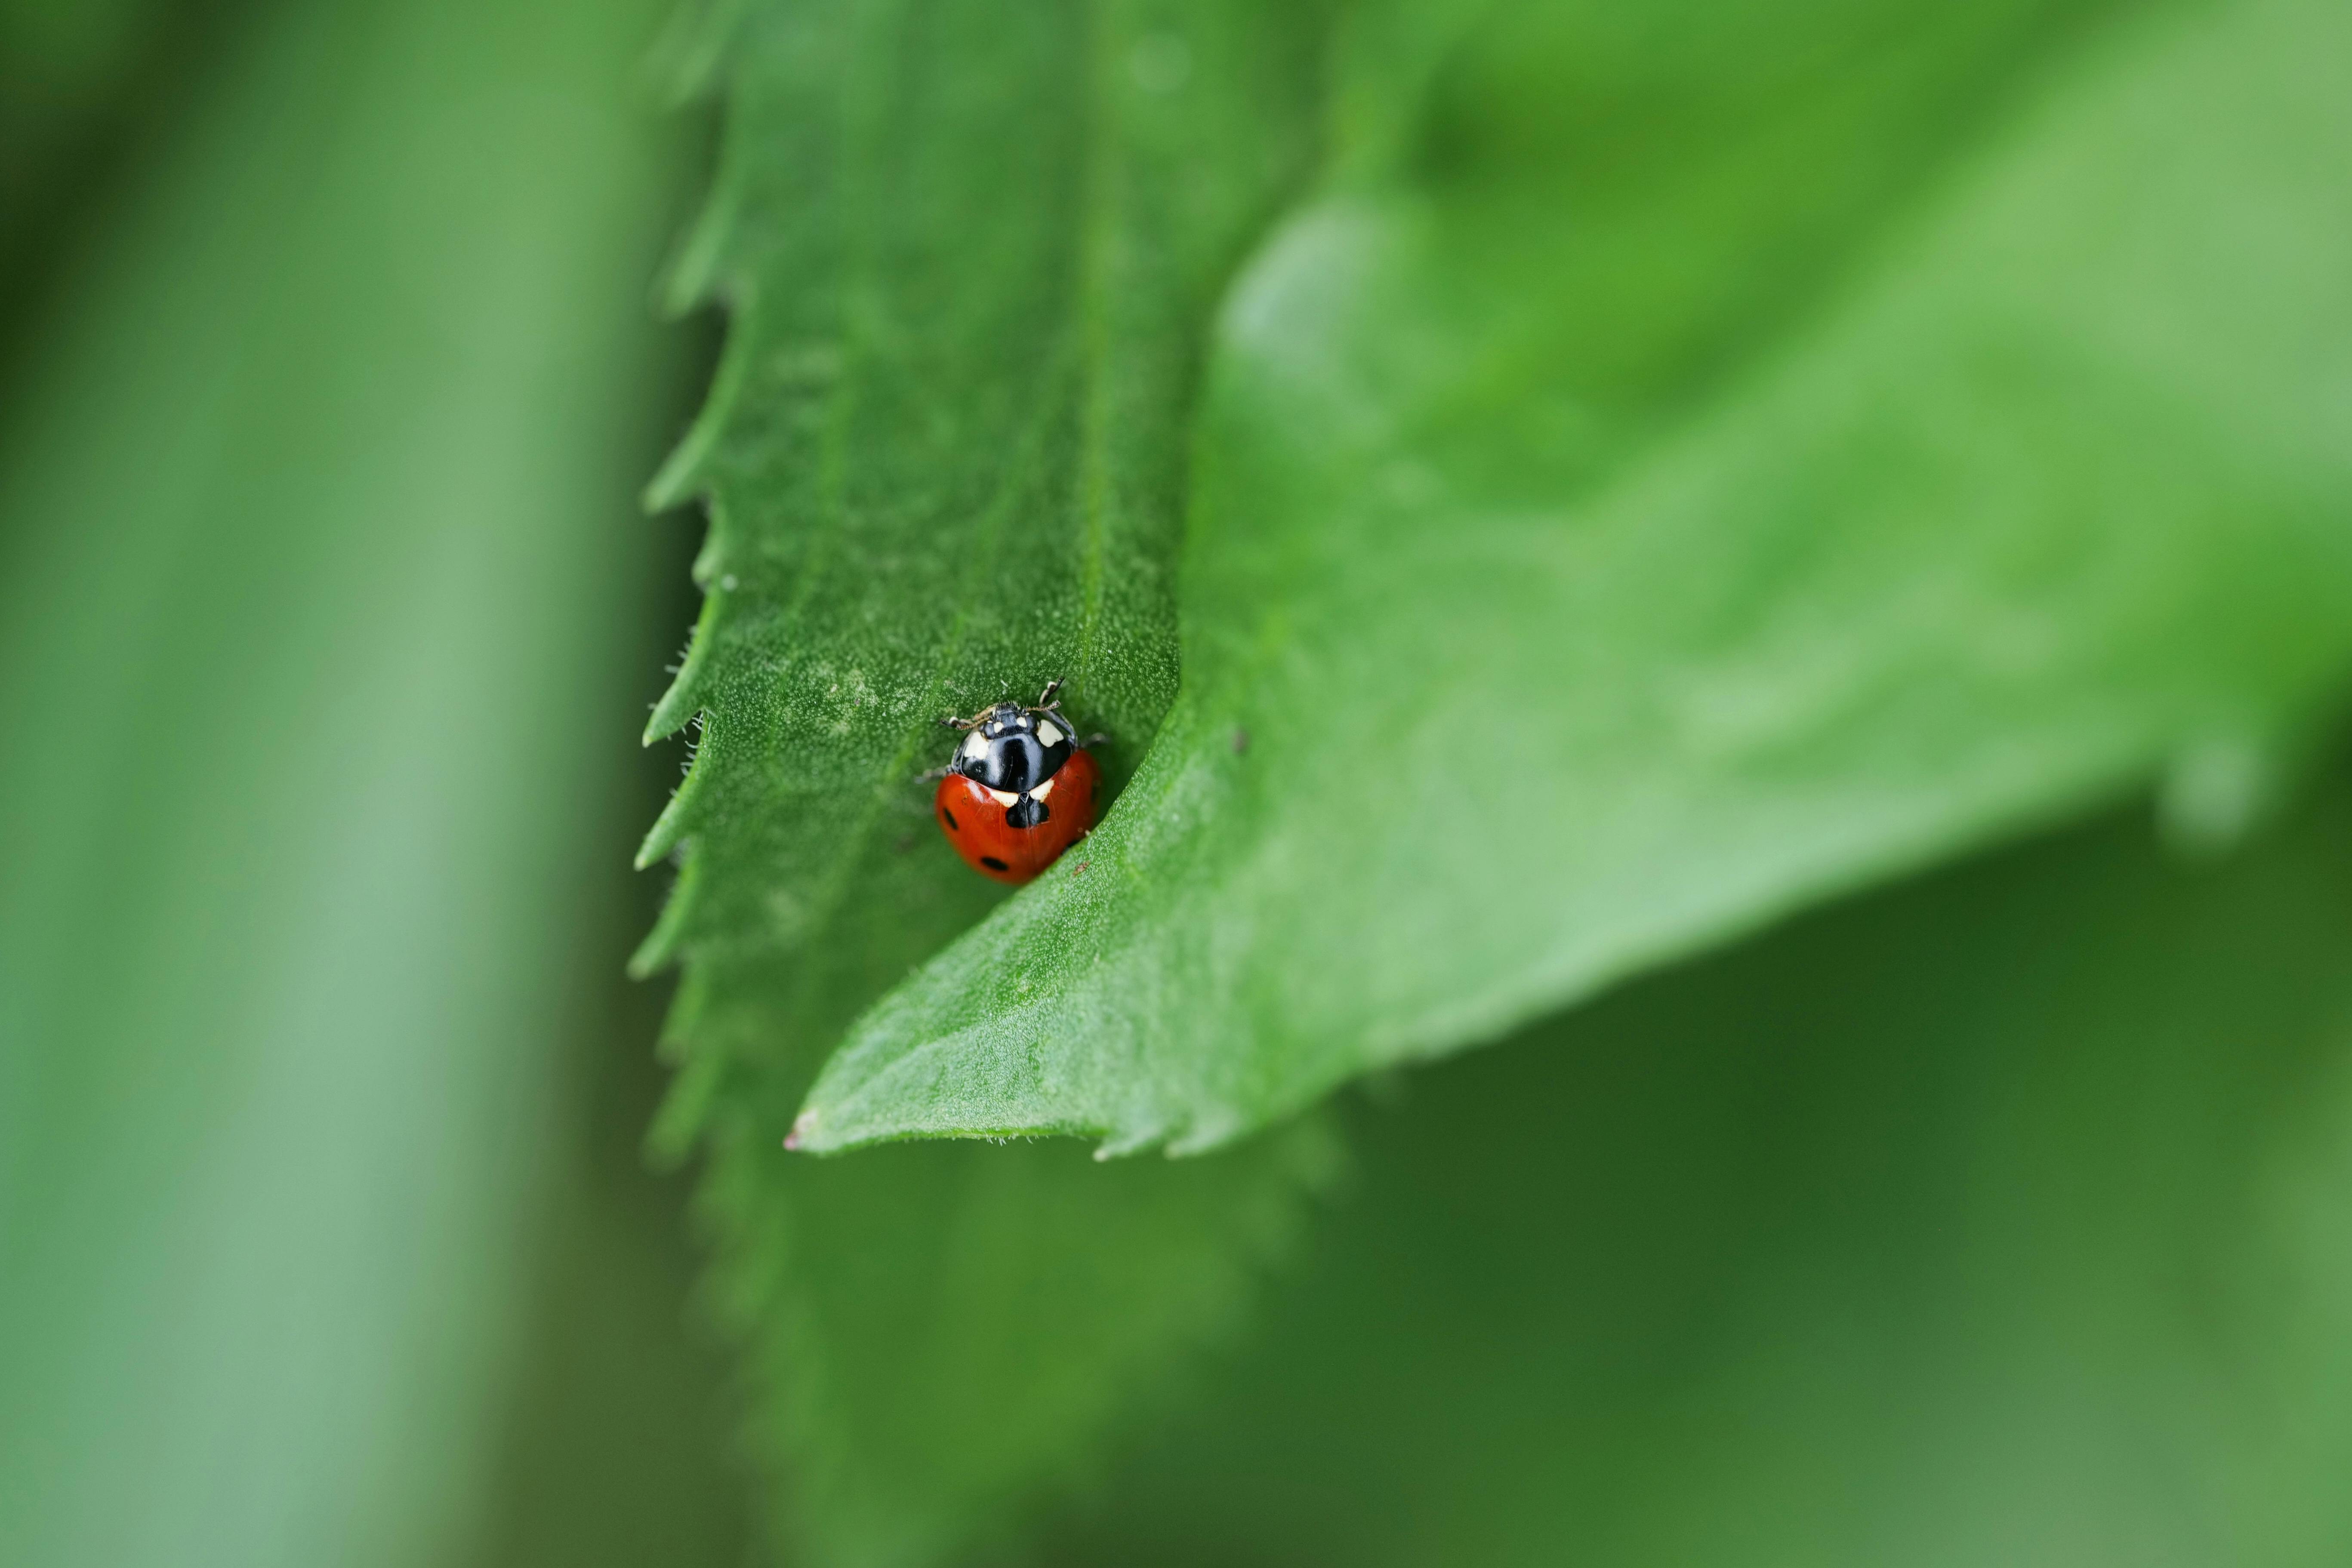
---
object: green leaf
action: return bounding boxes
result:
[1039,764,2352,1565]
[638,0,1329,881]
[799,0,2352,1154]
[0,0,685,1562]
[457,775,755,1568]
[641,0,1341,1557]
[698,1101,1339,1567]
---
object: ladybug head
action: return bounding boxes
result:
[942,681,1079,795]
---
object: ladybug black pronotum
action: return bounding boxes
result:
[931,679,1100,884]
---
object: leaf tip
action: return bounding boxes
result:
[623,920,672,977]
[629,851,699,973]
[1093,1124,1169,1161]
[630,811,680,872]
[645,600,718,745]
[783,1109,817,1152]
[641,438,706,514]
[642,686,700,749]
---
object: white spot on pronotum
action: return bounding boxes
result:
[961,731,988,759]
[1036,720,1064,746]
[988,789,1019,807]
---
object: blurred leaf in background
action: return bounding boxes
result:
[0,0,742,1564]
[460,796,753,1568]
[0,0,236,357]
[1042,764,2352,1567]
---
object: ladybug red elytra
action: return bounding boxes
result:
[931,679,1100,884]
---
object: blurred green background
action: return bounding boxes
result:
[0,0,750,1561]
[5,1,2352,1566]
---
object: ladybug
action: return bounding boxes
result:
[931,679,1100,884]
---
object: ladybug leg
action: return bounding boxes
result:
[1077,731,1109,749]
[1033,677,1064,709]
[916,764,953,782]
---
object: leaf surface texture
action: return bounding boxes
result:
[803,0,2352,1152]
[644,0,1337,1558]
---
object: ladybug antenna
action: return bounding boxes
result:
[1033,677,1064,709]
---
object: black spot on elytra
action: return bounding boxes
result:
[980,856,1010,872]
[941,807,959,832]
